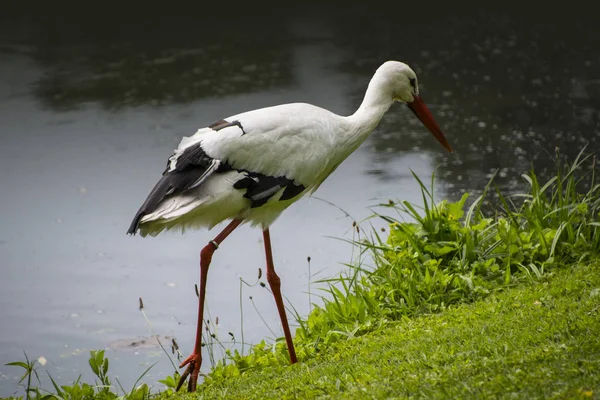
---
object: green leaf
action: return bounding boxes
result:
[424,243,457,256]
[5,361,29,369]
[447,193,469,221]
[47,371,64,397]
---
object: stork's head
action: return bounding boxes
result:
[376,61,453,152]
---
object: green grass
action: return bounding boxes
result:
[4,147,599,399]
[192,147,599,386]
[165,261,600,399]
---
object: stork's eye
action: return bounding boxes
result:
[409,78,416,89]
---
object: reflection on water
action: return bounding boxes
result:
[1,4,599,396]
[3,12,294,110]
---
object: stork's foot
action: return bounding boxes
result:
[176,353,202,392]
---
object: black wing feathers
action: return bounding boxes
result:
[233,172,306,208]
[280,183,306,200]
[127,143,221,235]
[209,119,247,134]
[175,143,215,172]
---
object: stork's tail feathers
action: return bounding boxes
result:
[126,176,173,235]
[126,211,144,235]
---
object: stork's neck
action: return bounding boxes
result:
[346,76,394,138]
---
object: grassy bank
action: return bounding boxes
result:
[4,148,600,399]
[168,260,600,399]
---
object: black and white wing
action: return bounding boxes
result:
[127,113,313,235]
[127,120,236,234]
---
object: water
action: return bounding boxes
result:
[1,5,599,396]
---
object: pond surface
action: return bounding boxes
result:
[1,5,598,396]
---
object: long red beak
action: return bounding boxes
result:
[406,96,453,152]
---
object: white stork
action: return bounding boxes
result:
[127,60,452,391]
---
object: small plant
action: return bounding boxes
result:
[157,372,181,397]
[5,353,45,400]
[6,350,154,400]
[88,350,111,391]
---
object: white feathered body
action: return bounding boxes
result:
[134,103,374,236]
[178,103,353,183]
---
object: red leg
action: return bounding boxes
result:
[176,219,243,392]
[263,228,298,364]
